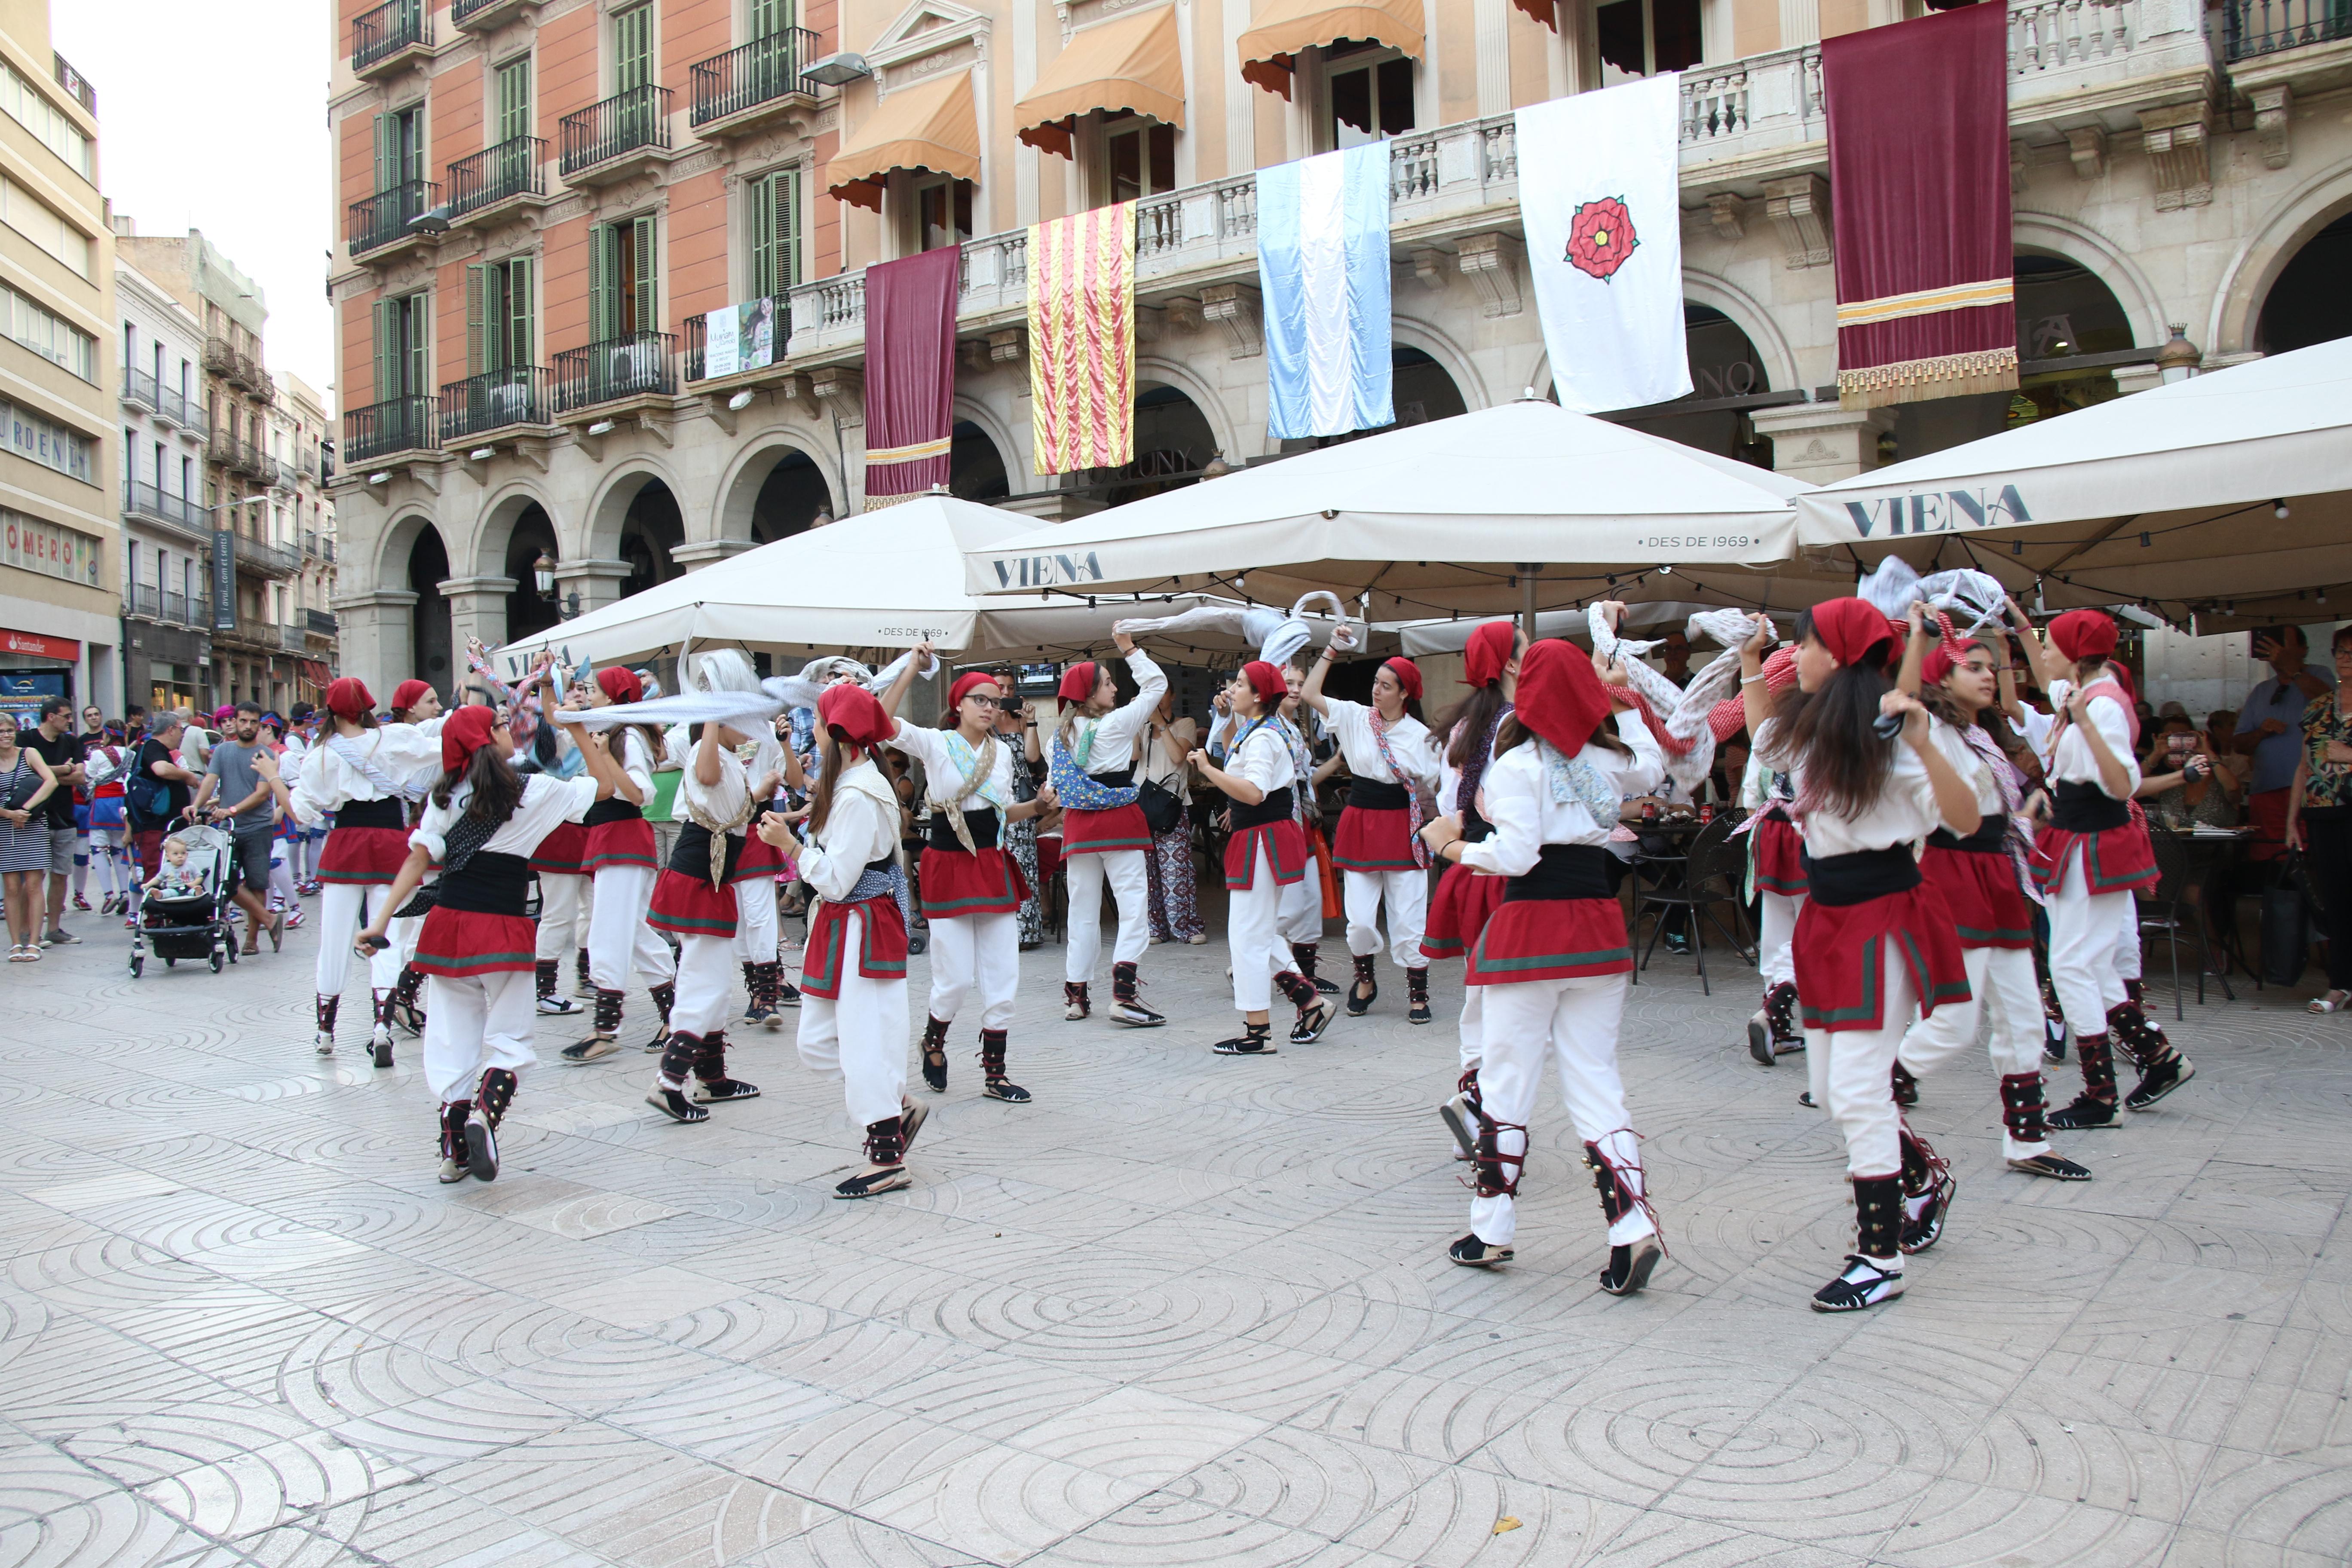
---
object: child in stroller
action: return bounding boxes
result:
[132,826,236,975]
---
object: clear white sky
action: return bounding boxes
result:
[55,0,335,402]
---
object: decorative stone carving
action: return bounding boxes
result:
[2065,125,2107,180]
[2010,138,2029,194]
[812,367,865,425]
[1410,249,1449,291]
[511,436,551,475]
[1199,283,1262,359]
[2139,101,2213,210]
[1705,192,1745,242]
[1134,304,1165,343]
[2249,83,2291,170]
[1454,233,1524,319]
[1163,295,1204,335]
[1761,174,1831,269]
[958,338,988,369]
[987,328,1024,368]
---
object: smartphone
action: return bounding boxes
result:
[2167,733,2194,759]
[357,934,389,953]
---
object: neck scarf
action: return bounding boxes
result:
[934,730,1004,853]
[1368,706,1429,867]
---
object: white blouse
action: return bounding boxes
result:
[1326,698,1439,792]
[1067,649,1167,778]
[2044,680,2141,799]
[285,723,444,825]
[798,758,899,901]
[888,722,1015,818]
[1228,717,1298,799]
[410,773,600,862]
[1459,713,1663,876]
[1762,716,1956,858]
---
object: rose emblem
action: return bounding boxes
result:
[1565,196,1639,282]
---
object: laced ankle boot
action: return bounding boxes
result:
[752,962,785,1029]
[1345,953,1379,1017]
[979,1028,1029,1102]
[391,965,426,1032]
[645,981,676,1052]
[2002,1073,2093,1179]
[1110,962,1164,1027]
[691,1030,760,1104]
[564,989,625,1063]
[1063,980,1090,1020]
[2040,974,2069,1063]
[574,946,593,996]
[2049,1032,2120,1129]
[1897,1124,1955,1254]
[369,988,397,1066]
[648,1032,710,1123]
[1813,1176,1906,1311]
[314,994,338,1057]
[836,1116,909,1197]
[1406,966,1432,1025]
[738,962,761,1025]
[437,1099,473,1183]
[1892,1061,1920,1107]
[466,1069,517,1181]
[1291,942,1338,996]
[1586,1139,1665,1295]
[1277,970,1332,1043]
[919,1015,951,1093]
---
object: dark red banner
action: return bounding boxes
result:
[863,246,961,499]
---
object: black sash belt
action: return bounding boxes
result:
[1929,812,2009,854]
[1504,842,1623,902]
[926,806,1001,851]
[334,796,404,830]
[1095,765,1135,788]
[2053,781,2129,833]
[585,797,643,828]
[668,823,744,882]
[1231,784,1295,831]
[1349,778,1410,812]
[1463,799,1493,844]
[435,851,531,916]
[1801,845,1922,907]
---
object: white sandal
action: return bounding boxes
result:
[2309,991,2351,1014]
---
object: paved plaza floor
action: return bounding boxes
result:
[2,899,2349,1567]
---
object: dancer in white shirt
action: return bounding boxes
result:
[1050,634,1169,1027]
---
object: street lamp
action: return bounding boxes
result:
[533,550,557,600]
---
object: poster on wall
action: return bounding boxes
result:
[212,530,237,631]
[0,669,68,727]
[701,300,778,380]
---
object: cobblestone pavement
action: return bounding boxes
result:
[3,895,2350,1568]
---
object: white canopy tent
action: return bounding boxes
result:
[1792,335,2352,630]
[964,398,1853,621]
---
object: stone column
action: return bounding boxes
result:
[552,558,634,619]
[1749,403,1895,485]
[437,576,519,670]
[328,588,420,696]
[671,540,761,572]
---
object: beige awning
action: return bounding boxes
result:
[825,71,982,212]
[1237,0,1424,98]
[1014,6,1187,158]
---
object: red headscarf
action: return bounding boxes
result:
[1382,656,1423,701]
[1920,638,1988,688]
[1512,640,1615,758]
[1242,660,1287,704]
[1706,643,1798,744]
[1057,661,1098,703]
[2047,609,2118,664]
[1463,621,1517,689]
[596,667,643,705]
[440,704,500,773]
[324,677,374,721]
[819,683,891,753]
[391,679,432,714]
[1807,598,1898,668]
[947,671,1001,710]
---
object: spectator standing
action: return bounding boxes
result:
[23,698,86,945]
[2235,626,2335,859]
[993,683,1049,949]
[189,703,287,956]
[1143,690,1205,945]
[126,713,196,890]
[0,710,60,960]
[2288,625,2352,1013]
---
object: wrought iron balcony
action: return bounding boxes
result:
[690,29,821,129]
[349,180,441,257]
[165,590,191,625]
[203,338,273,401]
[121,367,160,416]
[2224,0,2352,57]
[235,533,302,579]
[122,481,210,545]
[344,395,440,465]
[126,583,158,619]
[683,300,788,381]
[52,52,95,115]
[560,85,672,180]
[352,0,433,76]
[552,333,675,413]
[279,622,307,652]
[441,367,551,441]
[306,608,339,635]
[453,0,534,28]
[449,136,546,222]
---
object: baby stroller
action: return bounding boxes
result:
[130,823,238,977]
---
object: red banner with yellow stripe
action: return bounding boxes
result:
[1028,202,1136,475]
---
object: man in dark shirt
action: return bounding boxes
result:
[24,698,84,944]
[127,712,198,892]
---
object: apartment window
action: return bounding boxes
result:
[614,4,654,92]
[1596,0,1703,80]
[374,291,430,401]
[181,455,192,496]
[496,56,533,142]
[748,0,794,37]
[0,400,95,482]
[912,175,972,255]
[1103,116,1176,205]
[373,103,425,192]
[0,61,93,179]
[746,168,802,300]
[588,217,657,338]
[0,287,98,380]
[466,255,535,372]
[153,441,164,490]
[0,177,91,277]
[1324,44,1413,150]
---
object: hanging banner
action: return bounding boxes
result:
[1258,143,1393,439]
[211,530,237,631]
[863,246,962,500]
[1029,200,1137,475]
[1825,2,2015,409]
[1518,75,1691,415]
[700,300,779,380]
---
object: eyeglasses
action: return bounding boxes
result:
[961,694,1003,709]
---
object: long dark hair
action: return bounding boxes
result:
[810,729,858,835]
[1494,713,1630,759]
[615,722,668,781]
[430,742,524,827]
[1774,610,1897,822]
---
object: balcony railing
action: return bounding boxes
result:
[345,395,440,464]
[689,29,821,126]
[165,590,190,625]
[121,367,160,416]
[279,623,307,652]
[683,300,788,380]
[126,583,157,618]
[236,534,302,579]
[2224,0,2351,57]
[352,0,432,73]
[204,338,273,401]
[127,373,199,430]
[449,136,546,220]
[306,608,339,635]
[53,52,95,115]
[349,180,440,256]
[452,0,528,20]
[441,367,551,440]
[560,85,671,177]
[123,481,209,542]
[553,333,676,412]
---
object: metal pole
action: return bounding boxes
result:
[1521,564,1540,643]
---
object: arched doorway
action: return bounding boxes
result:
[407,525,453,691]
[1097,383,1219,507]
[949,420,1010,502]
[503,502,561,644]
[1277,346,1470,458]
[619,479,684,599]
[753,449,833,540]
[2257,209,2352,355]
[1611,305,1776,465]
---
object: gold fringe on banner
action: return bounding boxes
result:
[1838,345,2018,410]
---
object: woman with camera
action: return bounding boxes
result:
[2286,625,2352,1014]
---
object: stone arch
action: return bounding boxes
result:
[2011,211,2167,349]
[949,395,1020,502]
[1133,355,1243,465]
[582,460,686,564]
[2206,166,2352,356]
[469,479,562,580]
[1678,268,1802,395]
[715,432,840,546]
[1387,314,1491,411]
[374,508,446,592]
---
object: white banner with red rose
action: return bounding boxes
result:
[1516,76,1693,416]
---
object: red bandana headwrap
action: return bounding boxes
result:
[2047,609,2119,665]
[948,671,1001,711]
[1920,638,1988,689]
[1513,640,1615,759]
[596,667,643,705]
[819,683,891,753]
[1382,657,1423,701]
[1463,621,1517,689]
[325,677,374,722]
[1057,661,1099,703]
[440,704,500,773]
[1242,660,1288,704]
[1807,598,1899,668]
[391,679,432,714]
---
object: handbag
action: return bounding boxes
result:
[1137,778,1184,836]
[0,760,37,814]
[2261,849,2320,987]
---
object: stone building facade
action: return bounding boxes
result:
[113,258,213,714]
[325,0,2352,691]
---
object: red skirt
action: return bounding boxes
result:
[802,895,909,1000]
[730,829,785,882]
[1922,845,2034,949]
[1750,812,1807,897]
[531,821,590,876]
[318,824,410,885]
[1063,802,1152,856]
[1331,805,1420,872]
[1422,861,1507,961]
[582,816,656,874]
[1224,820,1308,890]
[1792,885,1971,1033]
[1465,897,1633,986]
[919,845,1030,918]
[648,868,739,939]
[412,908,536,978]
[2032,820,2159,896]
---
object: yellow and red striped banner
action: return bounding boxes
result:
[1028,201,1136,475]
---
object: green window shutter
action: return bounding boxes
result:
[632,214,657,335]
[748,0,789,37]
[373,297,395,402]
[747,175,775,300]
[616,6,652,92]
[588,223,612,342]
[405,293,430,398]
[507,257,534,371]
[465,263,487,376]
[372,112,391,193]
[496,58,531,143]
[775,168,802,293]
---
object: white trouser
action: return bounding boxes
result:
[1279,866,1322,945]
[315,882,398,999]
[1467,974,1651,1249]
[422,971,535,1105]
[1759,890,1804,992]
[393,910,422,966]
[89,828,123,896]
[1228,846,1295,1013]
[535,873,588,963]
[269,858,295,909]
[1897,943,2048,1159]
[1065,849,1149,983]
[1343,867,1427,971]
[588,863,675,991]
[732,875,778,965]
[798,906,910,1127]
[2112,887,2143,984]
[669,933,738,1038]
[2046,854,2130,1036]
[1810,943,1914,1180]
[1458,986,1484,1073]
[928,910,1019,1029]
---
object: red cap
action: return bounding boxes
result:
[1920,638,1987,687]
[1807,598,1899,668]
[440,704,499,773]
[1463,621,1516,689]
[2047,609,2119,664]
[391,679,432,713]
[1057,661,1098,703]
[1382,656,1423,701]
[324,677,373,721]
[1242,660,1288,703]
[948,671,1001,710]
[819,683,891,752]
[596,667,643,704]
[1512,640,1614,759]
